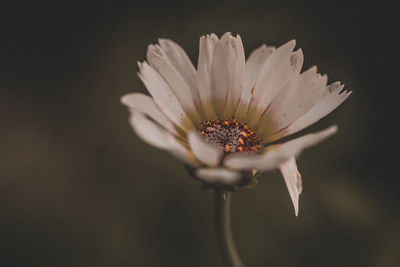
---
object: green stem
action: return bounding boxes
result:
[214,190,244,267]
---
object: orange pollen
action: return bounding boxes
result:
[225,144,230,152]
[199,119,261,154]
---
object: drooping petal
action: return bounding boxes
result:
[147,45,202,126]
[235,44,275,123]
[195,168,241,185]
[256,66,328,139]
[197,33,219,119]
[138,62,195,133]
[188,131,223,167]
[265,83,351,142]
[211,33,245,118]
[279,157,303,216]
[224,125,338,170]
[121,93,179,136]
[247,41,303,127]
[129,112,200,166]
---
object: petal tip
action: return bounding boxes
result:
[327,125,339,136]
[287,39,296,48]
[120,94,130,106]
[295,209,299,217]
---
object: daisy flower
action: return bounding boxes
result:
[121,32,351,216]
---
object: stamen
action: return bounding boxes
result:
[225,144,230,152]
[199,119,261,154]
[238,138,244,145]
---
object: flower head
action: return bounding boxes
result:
[121,33,351,215]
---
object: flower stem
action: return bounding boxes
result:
[214,190,244,267]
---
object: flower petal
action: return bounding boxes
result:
[279,157,303,216]
[256,66,328,139]
[224,34,245,118]
[129,111,200,166]
[158,38,199,102]
[244,44,276,95]
[197,33,219,119]
[235,44,275,123]
[121,93,178,136]
[188,131,223,167]
[266,83,351,142]
[211,33,245,118]
[248,41,303,126]
[224,125,338,170]
[138,61,195,133]
[195,168,241,185]
[147,45,202,125]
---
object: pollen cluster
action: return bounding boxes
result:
[199,119,261,154]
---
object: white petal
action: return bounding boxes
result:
[121,93,178,135]
[138,61,195,133]
[188,131,222,167]
[147,45,202,125]
[129,112,200,166]
[266,83,351,142]
[224,35,245,118]
[195,168,241,185]
[224,125,338,170]
[197,34,219,119]
[248,41,303,126]
[168,137,201,167]
[279,157,303,216]
[256,66,328,139]
[235,44,275,124]
[244,45,276,102]
[158,39,199,101]
[211,33,245,118]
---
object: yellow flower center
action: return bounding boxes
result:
[199,119,261,154]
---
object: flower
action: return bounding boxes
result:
[121,32,351,216]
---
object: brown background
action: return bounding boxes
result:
[0,0,398,266]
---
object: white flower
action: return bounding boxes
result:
[121,32,351,216]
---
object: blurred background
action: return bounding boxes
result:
[0,0,398,266]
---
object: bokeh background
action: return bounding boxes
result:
[1,1,398,266]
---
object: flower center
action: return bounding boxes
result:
[199,119,261,153]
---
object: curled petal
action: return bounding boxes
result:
[279,157,303,216]
[188,131,222,167]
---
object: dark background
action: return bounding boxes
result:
[1,1,398,266]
